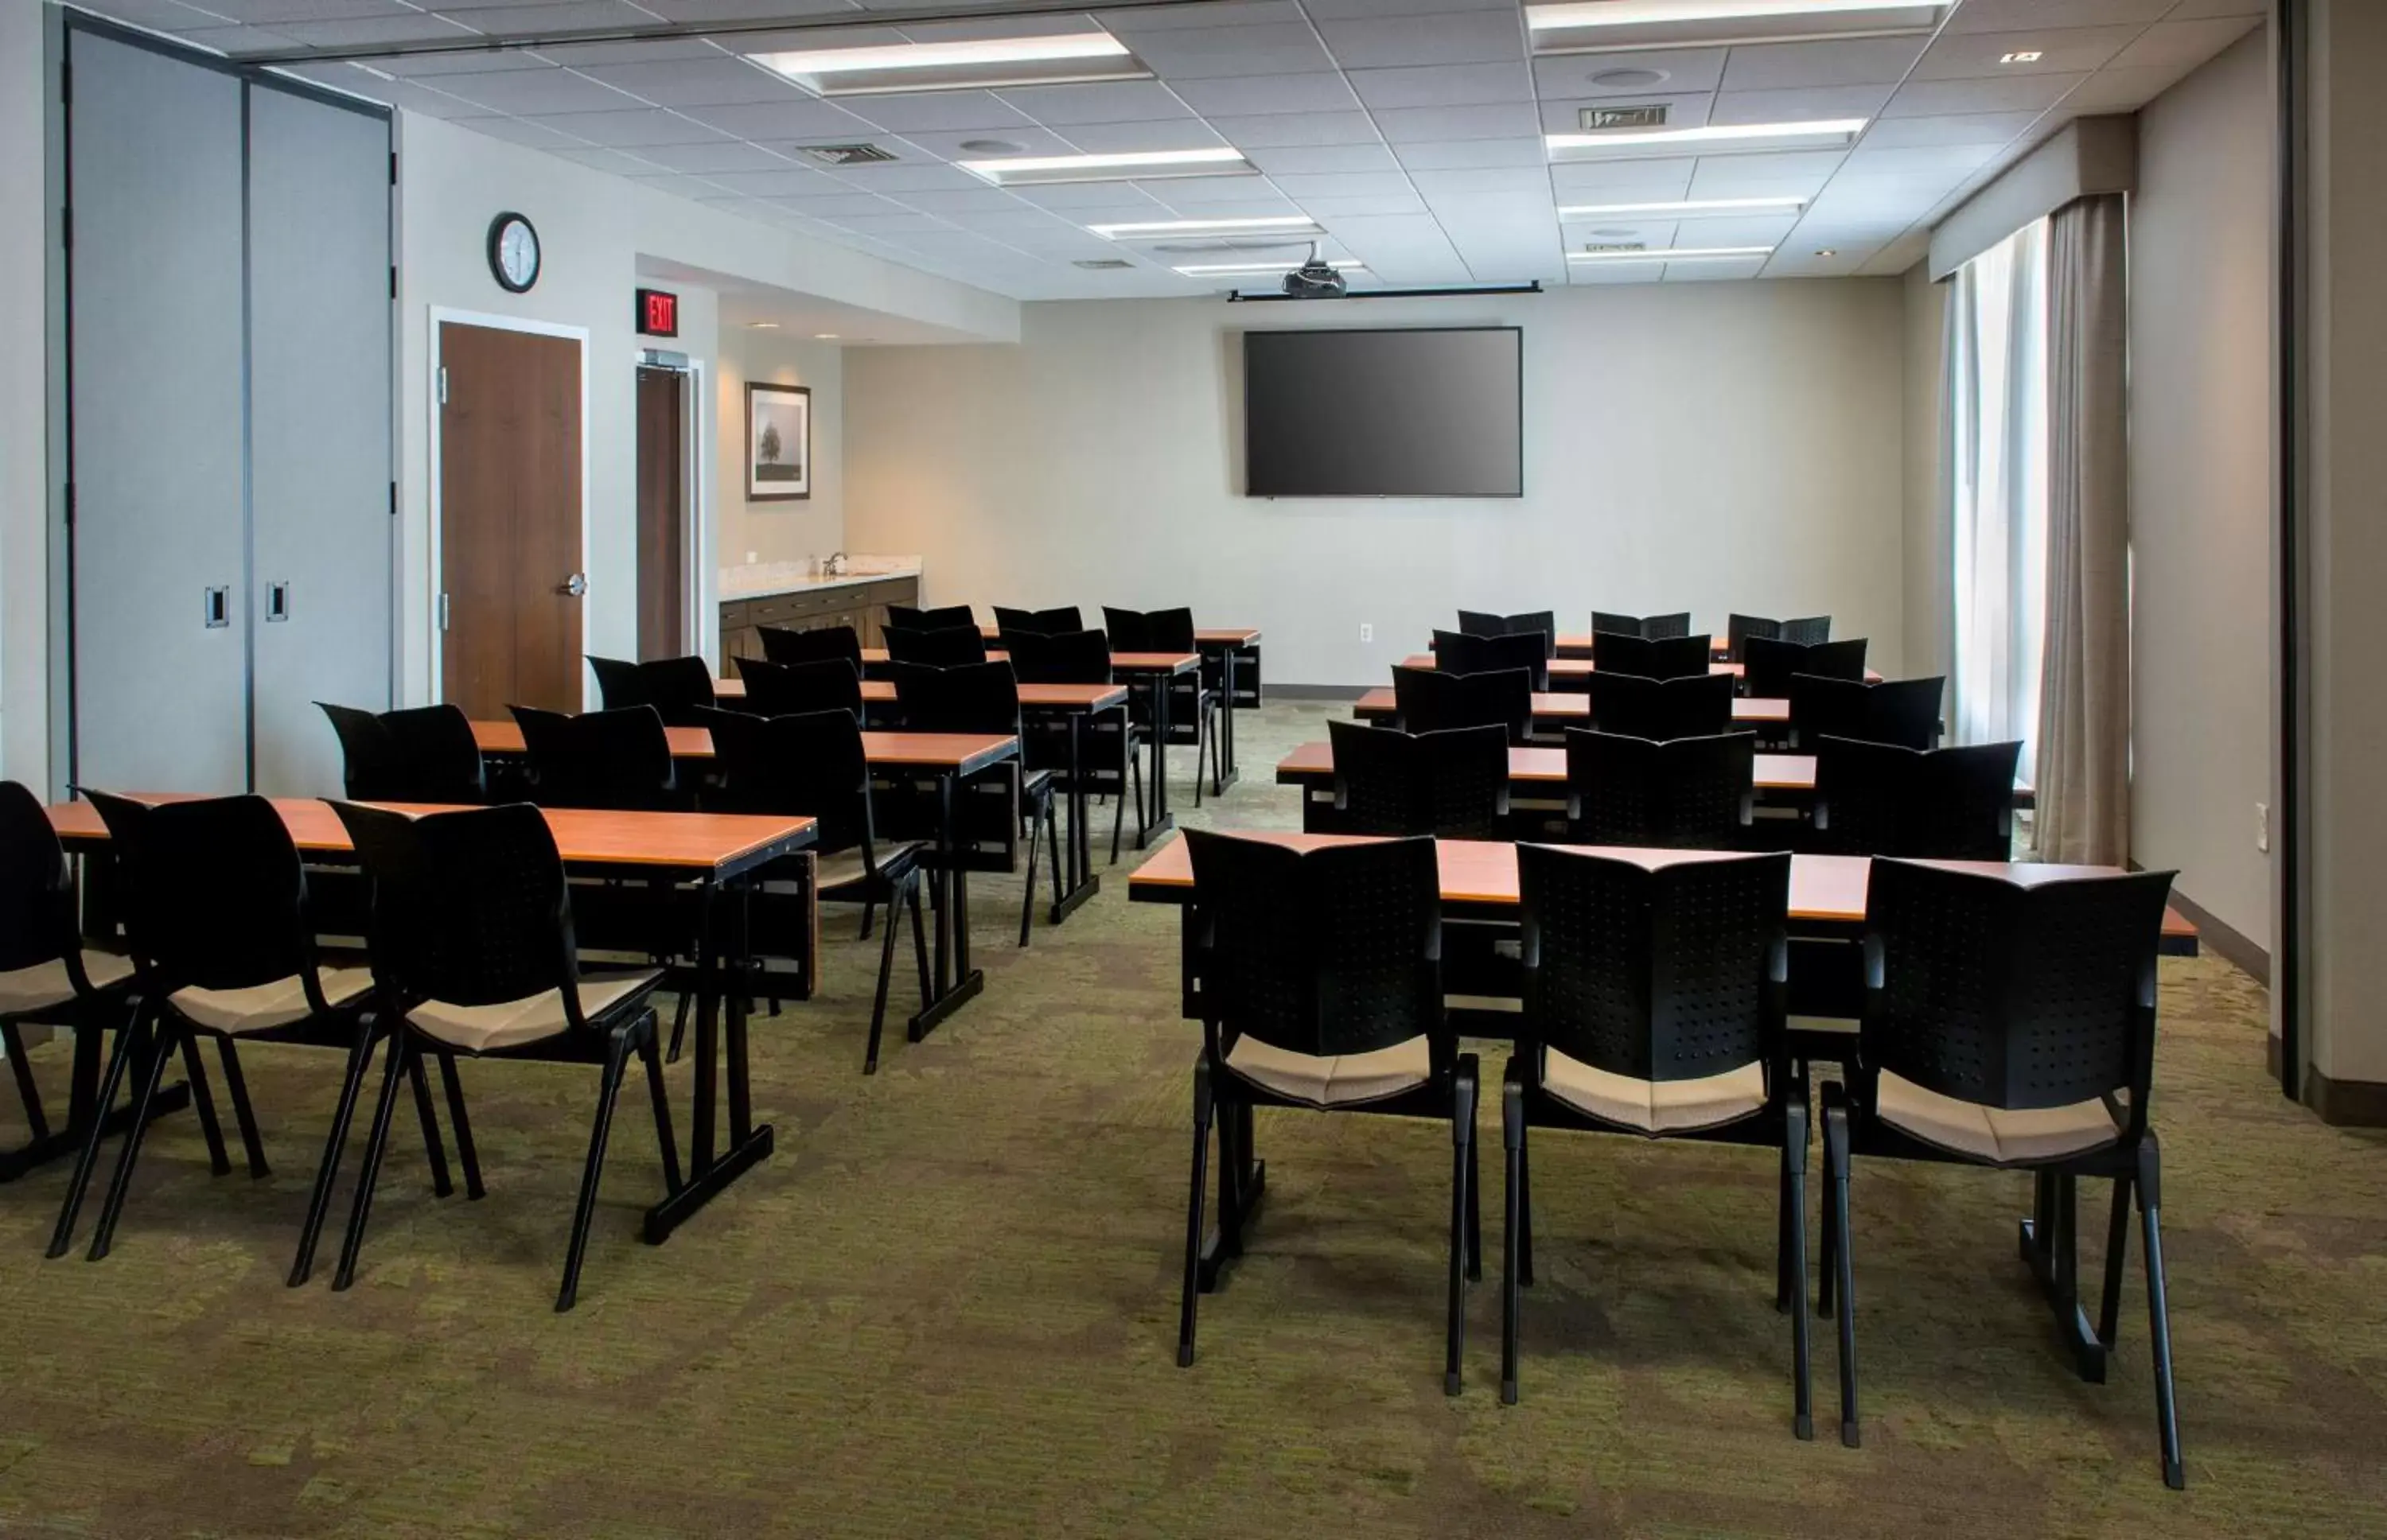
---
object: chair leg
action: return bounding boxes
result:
[1018,792,1042,948]
[1824,1099,1859,1449]
[1501,1063,1525,1406]
[332,1036,411,1292]
[1178,1055,1214,1369]
[1110,764,1128,865]
[1447,1056,1478,1397]
[1131,748,1148,846]
[438,1053,484,1200]
[1046,791,1065,911]
[404,1048,454,1200]
[639,1018,683,1197]
[1785,1097,1815,1441]
[557,1030,632,1312]
[863,885,904,1076]
[668,988,691,1064]
[2098,1169,2132,1350]
[177,1030,232,1178]
[858,901,875,941]
[87,1018,178,1261]
[1466,1112,1483,1284]
[2136,1136,2185,1489]
[1192,707,1205,808]
[908,873,933,1007]
[2,1021,49,1144]
[48,1006,142,1259]
[210,1038,271,1179]
[290,1018,377,1287]
[1518,1121,1534,1289]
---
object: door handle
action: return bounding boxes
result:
[559,572,588,597]
[267,581,291,622]
[203,586,229,629]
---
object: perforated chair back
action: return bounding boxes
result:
[735,657,863,719]
[998,605,1084,638]
[508,705,676,811]
[893,660,1024,737]
[1185,829,1445,1066]
[1911,741,2020,859]
[0,780,80,976]
[1863,861,2175,1122]
[887,605,975,632]
[1456,609,1505,638]
[1433,629,1548,690]
[1592,632,1709,682]
[587,655,715,725]
[1563,729,1754,848]
[1456,609,1555,658]
[1517,842,1788,1085]
[1808,736,1912,857]
[1745,636,1867,699]
[758,624,863,672]
[1780,616,1832,646]
[381,706,487,804]
[84,791,316,995]
[1789,674,1941,751]
[1393,665,1532,744]
[1867,676,1945,751]
[882,624,988,668]
[1587,670,1734,741]
[695,706,876,860]
[319,702,405,801]
[1004,628,1113,685]
[1329,719,1507,838]
[1593,611,1692,641]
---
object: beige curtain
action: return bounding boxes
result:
[2033,193,2131,864]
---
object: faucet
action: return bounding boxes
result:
[824,551,849,576]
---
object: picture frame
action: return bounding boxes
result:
[746,381,811,501]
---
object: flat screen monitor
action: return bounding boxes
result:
[1242,325,1523,498]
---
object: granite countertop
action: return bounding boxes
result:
[718,558,922,602]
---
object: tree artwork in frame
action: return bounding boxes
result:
[746,382,811,501]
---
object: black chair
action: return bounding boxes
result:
[1787,674,1943,752]
[757,624,863,673]
[1585,671,1735,742]
[1000,605,1084,637]
[1809,737,2021,861]
[886,604,976,632]
[1591,632,1711,682]
[1105,606,1224,802]
[890,661,1061,947]
[47,792,457,1278]
[0,781,141,1172]
[1592,611,1692,640]
[1433,629,1549,691]
[1501,844,1808,1429]
[328,800,679,1311]
[1327,719,1509,839]
[698,708,929,1074]
[587,655,716,726]
[882,624,988,669]
[1456,610,1557,658]
[1393,665,1532,745]
[1175,830,1479,1392]
[734,656,864,720]
[1007,629,1145,861]
[1820,860,2183,1486]
[510,705,682,811]
[318,702,487,806]
[1726,614,1832,660]
[1563,729,1756,848]
[1743,636,1867,700]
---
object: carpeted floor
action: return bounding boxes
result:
[1,701,2382,1538]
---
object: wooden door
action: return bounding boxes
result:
[440,322,582,718]
[635,366,686,659]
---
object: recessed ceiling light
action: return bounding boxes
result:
[814,332,839,339]
[958,146,1252,186]
[746,321,780,329]
[1172,259,1363,277]
[2000,50,2043,64]
[747,33,1149,97]
[1589,67,1669,88]
[1815,248,1838,257]
[1547,119,1867,159]
[959,138,1026,155]
[1568,245,1774,262]
[1088,215,1321,240]
[1560,196,1807,218]
[1527,0,1945,52]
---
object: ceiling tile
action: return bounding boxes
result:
[566,57,799,107]
[1121,22,1334,78]
[817,161,990,192]
[691,167,863,197]
[259,13,480,47]
[1408,165,1550,198]
[356,48,553,76]
[1058,119,1231,154]
[839,91,1034,134]
[1707,84,1895,124]
[1910,27,2144,81]
[682,98,886,139]
[1202,111,1380,148]
[1853,110,2044,146]
[515,107,734,147]
[627,138,800,173]
[1094,2,1307,30]
[1346,61,1535,110]
[1007,180,1175,208]
[1881,73,2090,116]
[527,38,727,67]
[1369,102,1542,143]
[1942,0,2171,31]
[1664,255,1767,281]
[420,1,662,34]
[761,191,927,216]
[1293,191,1428,216]
[1313,10,1527,70]
[1547,158,1697,195]
[2160,0,2264,17]
[1139,176,1296,207]
[1391,137,1548,171]
[2051,61,2202,114]
[896,186,1046,214]
[1718,36,1931,91]
[1838,142,2003,177]
[435,67,644,115]
[887,126,1080,161]
[449,114,592,150]
[1531,47,1727,98]
[2108,15,2261,70]
[1170,72,1364,117]
[991,81,1196,126]
[1265,170,1417,200]
[1242,142,1401,174]
[543,144,669,176]
[1567,258,1665,283]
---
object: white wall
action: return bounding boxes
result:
[844,281,1910,685]
[715,328,843,572]
[2128,29,2274,956]
[1,0,49,789]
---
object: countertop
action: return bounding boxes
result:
[718,558,922,602]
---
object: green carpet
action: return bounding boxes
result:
[1,702,2381,1538]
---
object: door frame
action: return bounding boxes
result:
[426,306,591,709]
[634,349,712,661]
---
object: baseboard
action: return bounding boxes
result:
[1266,684,1369,702]
[2302,1066,2387,1128]
[2165,888,2269,984]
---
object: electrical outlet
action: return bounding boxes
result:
[1359,622,1373,644]
[2257,801,2271,854]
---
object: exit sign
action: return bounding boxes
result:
[636,287,679,337]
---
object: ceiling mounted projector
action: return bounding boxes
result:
[1283,244,1349,299]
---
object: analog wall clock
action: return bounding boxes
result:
[488,212,540,294]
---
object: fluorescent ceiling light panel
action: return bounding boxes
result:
[1558,196,1805,217]
[748,33,1149,96]
[959,146,1252,186]
[1568,245,1773,261]
[1089,216,1321,239]
[1547,119,1866,159]
[1527,0,1945,52]
[1173,259,1363,277]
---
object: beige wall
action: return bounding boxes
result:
[844,281,1910,685]
[715,328,844,574]
[1900,261,1950,682]
[2128,29,2276,955]
[1,0,49,790]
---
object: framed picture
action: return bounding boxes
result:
[746,382,811,501]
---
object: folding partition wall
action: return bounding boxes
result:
[65,21,392,798]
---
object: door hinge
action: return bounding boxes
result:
[388,264,397,300]
[388,480,397,517]
[437,593,451,632]
[437,366,448,405]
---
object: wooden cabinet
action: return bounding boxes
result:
[720,574,920,670]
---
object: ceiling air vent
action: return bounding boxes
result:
[797,143,898,167]
[1073,258,1134,270]
[1579,103,1669,131]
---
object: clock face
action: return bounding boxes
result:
[489,212,540,294]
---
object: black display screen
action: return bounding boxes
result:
[1243,326,1523,498]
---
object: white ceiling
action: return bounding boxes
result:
[87,0,2263,301]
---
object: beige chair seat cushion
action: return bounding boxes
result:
[0,951,134,1016]
[1875,1070,2121,1165]
[407,970,660,1055]
[172,966,373,1035]
[816,845,922,894]
[1225,1033,1431,1108]
[1542,1048,1769,1135]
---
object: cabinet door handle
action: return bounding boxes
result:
[203,586,230,628]
[267,581,291,622]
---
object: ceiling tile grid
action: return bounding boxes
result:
[158,0,2264,301]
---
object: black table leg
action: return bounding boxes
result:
[1217,648,1240,791]
[1049,710,1100,924]
[1,1011,190,1184]
[911,769,985,1041]
[644,873,774,1243]
[1139,672,1176,848]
